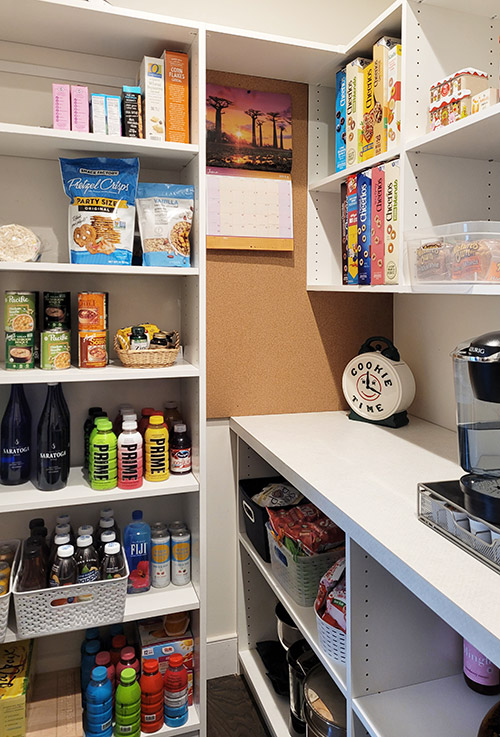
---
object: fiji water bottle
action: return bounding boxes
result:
[90,418,117,491]
[123,510,151,594]
[164,653,188,728]
[118,420,143,490]
[85,665,113,737]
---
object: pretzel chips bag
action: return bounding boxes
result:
[60,156,139,265]
[136,182,193,267]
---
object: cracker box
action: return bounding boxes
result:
[346,58,370,167]
[90,93,106,135]
[335,69,347,172]
[373,37,400,157]
[105,95,122,136]
[52,84,70,131]
[0,639,35,737]
[122,85,144,138]
[370,165,385,285]
[359,62,375,163]
[138,618,194,705]
[341,181,348,284]
[387,45,402,148]
[139,56,165,142]
[384,159,399,284]
[163,50,190,144]
[70,85,89,133]
[357,169,372,284]
[347,174,358,284]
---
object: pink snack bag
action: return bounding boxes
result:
[53,84,70,131]
[71,85,89,133]
[371,165,385,285]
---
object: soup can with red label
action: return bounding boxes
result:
[79,330,107,368]
[78,292,107,331]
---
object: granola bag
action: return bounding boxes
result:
[136,182,193,267]
[60,156,139,265]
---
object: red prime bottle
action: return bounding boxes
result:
[140,659,164,733]
[164,653,188,727]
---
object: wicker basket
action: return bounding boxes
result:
[266,524,345,607]
[0,540,20,643]
[315,608,347,664]
[114,330,180,368]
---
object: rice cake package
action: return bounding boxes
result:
[60,157,139,265]
[136,182,193,267]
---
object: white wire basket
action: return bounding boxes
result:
[0,539,21,643]
[315,609,347,664]
[13,558,129,638]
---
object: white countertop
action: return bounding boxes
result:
[230,411,500,661]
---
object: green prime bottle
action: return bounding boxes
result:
[90,418,117,491]
[114,667,141,737]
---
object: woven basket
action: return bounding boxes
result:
[114,330,180,368]
[0,540,20,643]
[315,608,347,664]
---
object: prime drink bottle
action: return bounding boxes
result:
[118,420,143,490]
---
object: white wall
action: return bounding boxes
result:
[108,0,393,46]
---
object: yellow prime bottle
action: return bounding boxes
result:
[145,415,169,482]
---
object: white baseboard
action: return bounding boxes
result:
[207,634,238,679]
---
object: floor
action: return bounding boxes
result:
[208,675,271,737]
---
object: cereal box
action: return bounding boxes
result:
[0,639,35,737]
[384,159,399,284]
[335,69,346,172]
[70,85,89,133]
[347,174,358,284]
[90,94,106,135]
[341,181,348,284]
[359,62,375,163]
[346,58,370,168]
[373,37,400,157]
[138,618,194,705]
[357,170,371,284]
[52,84,70,131]
[105,95,122,137]
[139,56,165,142]
[163,50,190,144]
[370,165,385,285]
[387,45,402,148]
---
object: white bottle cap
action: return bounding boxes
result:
[100,508,114,519]
[55,523,70,535]
[118,404,134,413]
[122,421,138,431]
[54,534,70,546]
[100,518,115,529]
[104,542,120,555]
[77,535,92,548]
[101,530,116,543]
[57,514,70,525]
[173,424,187,433]
[78,525,93,536]
[165,401,178,409]
[122,413,137,423]
[58,544,74,558]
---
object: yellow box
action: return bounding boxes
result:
[0,640,35,737]
[359,62,375,162]
[373,37,400,157]
[163,50,190,144]
[345,57,370,167]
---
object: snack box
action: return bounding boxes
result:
[346,58,370,167]
[90,93,107,135]
[472,87,499,114]
[384,159,399,284]
[357,169,372,284]
[105,95,122,137]
[370,165,385,285]
[335,69,346,172]
[0,639,35,737]
[122,85,143,138]
[387,44,401,148]
[341,181,348,284]
[70,85,89,133]
[346,174,358,284]
[359,62,375,163]
[163,50,190,144]
[139,56,165,142]
[138,618,193,705]
[373,37,400,157]
[52,84,70,131]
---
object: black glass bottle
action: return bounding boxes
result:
[0,384,31,485]
[36,383,70,491]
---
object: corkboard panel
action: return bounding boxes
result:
[206,70,393,418]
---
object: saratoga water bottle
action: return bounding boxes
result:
[85,665,113,737]
[164,653,188,728]
[36,383,70,491]
[123,510,151,594]
[118,420,143,490]
[0,384,31,485]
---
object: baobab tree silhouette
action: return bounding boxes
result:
[267,112,280,148]
[277,120,287,149]
[207,96,233,142]
[256,118,264,147]
[244,109,262,147]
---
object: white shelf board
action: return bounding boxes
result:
[306,283,500,295]
[230,412,500,663]
[152,706,200,737]
[0,124,198,170]
[406,104,500,161]
[240,532,347,696]
[353,674,498,737]
[123,582,200,622]
[0,467,199,513]
[2,0,199,60]
[309,148,401,194]
[0,359,199,385]
[419,0,500,18]
[0,261,199,276]
[344,0,402,62]
[306,283,410,293]
[239,648,290,737]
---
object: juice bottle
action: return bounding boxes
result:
[100,542,126,579]
[112,404,134,437]
[138,408,156,437]
[97,530,116,562]
[110,634,127,667]
[90,418,117,491]
[49,543,76,587]
[123,510,151,594]
[145,415,169,482]
[114,667,141,737]
[169,423,192,474]
[164,401,182,433]
[118,420,143,490]
[81,627,101,656]
[96,508,120,542]
[95,651,116,693]
[140,659,164,733]
[164,653,188,727]
[18,539,46,591]
[75,534,99,583]
[116,646,140,682]
[85,665,113,737]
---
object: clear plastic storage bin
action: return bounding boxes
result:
[406,221,500,285]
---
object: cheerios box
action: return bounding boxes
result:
[384,159,399,284]
[387,44,402,149]
[0,639,35,737]
[138,618,194,705]
[370,165,385,285]
[359,62,375,163]
[346,58,370,167]
[373,37,400,157]
[357,169,372,285]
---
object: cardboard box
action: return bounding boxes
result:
[384,159,399,284]
[163,50,190,144]
[52,84,70,131]
[26,668,80,737]
[341,181,348,284]
[105,95,122,136]
[139,56,165,142]
[138,618,194,705]
[357,169,372,284]
[373,37,400,157]
[0,639,35,737]
[347,174,358,284]
[359,62,375,163]
[70,85,89,133]
[346,58,370,168]
[122,85,144,138]
[387,45,402,148]
[370,165,385,285]
[472,87,498,113]
[90,93,106,135]
[335,69,347,172]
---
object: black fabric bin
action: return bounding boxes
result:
[239,476,284,563]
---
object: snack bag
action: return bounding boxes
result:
[136,183,194,267]
[60,156,139,265]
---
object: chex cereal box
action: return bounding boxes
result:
[347,174,358,284]
[341,181,348,284]
[357,170,372,284]
[370,165,385,284]
[335,69,347,172]
[360,62,375,163]
[373,37,400,157]
[346,58,370,167]
[387,44,402,148]
[384,159,400,284]
[138,618,194,705]
[0,640,35,737]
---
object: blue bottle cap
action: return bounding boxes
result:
[132,510,143,521]
[86,627,99,639]
[110,623,123,636]
[86,640,101,654]
[91,666,108,682]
